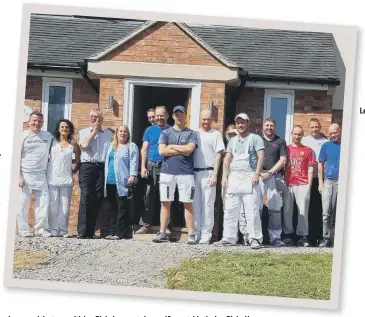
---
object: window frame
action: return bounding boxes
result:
[264,89,295,144]
[41,77,73,132]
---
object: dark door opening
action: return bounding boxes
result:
[132,85,191,229]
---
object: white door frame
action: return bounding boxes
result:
[264,89,295,144]
[41,77,73,131]
[123,77,202,139]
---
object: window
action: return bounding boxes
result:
[42,78,72,133]
[264,90,295,144]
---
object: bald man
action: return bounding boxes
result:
[193,110,225,244]
[318,123,341,248]
[282,125,315,247]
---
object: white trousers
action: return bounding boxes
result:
[193,170,216,243]
[17,184,50,235]
[222,185,248,242]
[222,184,263,244]
[49,185,73,236]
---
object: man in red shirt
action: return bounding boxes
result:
[282,125,315,247]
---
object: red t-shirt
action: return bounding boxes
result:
[285,144,315,185]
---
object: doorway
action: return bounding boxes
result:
[131,85,191,148]
[131,85,192,228]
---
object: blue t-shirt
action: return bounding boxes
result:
[318,140,341,181]
[159,127,198,175]
[107,150,116,184]
[143,124,171,162]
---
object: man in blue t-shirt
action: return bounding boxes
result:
[135,106,171,234]
[318,123,341,248]
[153,105,198,244]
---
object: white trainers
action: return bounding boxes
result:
[19,232,34,238]
[186,234,197,245]
[35,230,53,238]
[250,239,261,249]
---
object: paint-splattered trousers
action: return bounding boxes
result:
[322,179,338,240]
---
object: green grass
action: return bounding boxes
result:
[166,252,332,300]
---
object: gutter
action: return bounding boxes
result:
[77,61,99,95]
[238,71,340,86]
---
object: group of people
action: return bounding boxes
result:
[17,104,341,249]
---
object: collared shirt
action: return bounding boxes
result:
[78,127,113,163]
[262,134,287,174]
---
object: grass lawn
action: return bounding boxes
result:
[13,250,49,270]
[166,252,332,300]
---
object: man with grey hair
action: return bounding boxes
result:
[318,123,341,247]
[193,109,225,244]
[17,111,54,237]
[77,108,113,239]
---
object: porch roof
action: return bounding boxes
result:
[27,14,340,85]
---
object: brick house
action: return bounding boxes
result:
[23,14,341,237]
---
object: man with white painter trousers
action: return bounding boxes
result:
[193,109,225,244]
[214,113,264,249]
[17,111,54,237]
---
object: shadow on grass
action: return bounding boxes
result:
[166,252,332,300]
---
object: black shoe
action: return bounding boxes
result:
[297,236,310,247]
[77,235,87,239]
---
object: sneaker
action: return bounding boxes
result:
[19,232,34,238]
[213,239,236,247]
[186,234,196,245]
[270,239,284,247]
[282,237,294,246]
[319,238,332,248]
[297,237,310,247]
[251,239,261,249]
[134,226,152,234]
[62,233,71,238]
[152,232,170,243]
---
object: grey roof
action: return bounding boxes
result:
[28,14,340,83]
[28,15,144,67]
[188,24,340,82]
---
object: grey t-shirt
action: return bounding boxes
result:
[302,135,328,177]
[159,127,198,175]
[21,130,54,174]
[227,133,264,172]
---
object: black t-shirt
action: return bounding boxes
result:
[262,135,287,173]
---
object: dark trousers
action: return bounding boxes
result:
[106,184,130,238]
[77,162,105,238]
[140,161,161,227]
[308,178,323,245]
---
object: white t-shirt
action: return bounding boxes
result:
[302,135,328,177]
[21,130,54,190]
[21,130,54,173]
[193,129,225,169]
[47,141,74,187]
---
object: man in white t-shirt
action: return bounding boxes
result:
[193,109,225,244]
[18,111,54,237]
[301,118,328,246]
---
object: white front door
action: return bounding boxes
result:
[264,90,295,144]
[42,78,72,133]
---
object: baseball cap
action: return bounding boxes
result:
[173,105,186,113]
[234,113,250,121]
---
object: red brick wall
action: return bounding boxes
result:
[200,82,225,132]
[235,87,333,137]
[294,90,333,136]
[102,22,223,66]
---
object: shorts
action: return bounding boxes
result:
[159,173,195,203]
